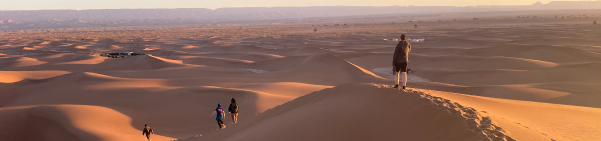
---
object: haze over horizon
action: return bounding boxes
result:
[1,0,597,10]
[1,0,601,140]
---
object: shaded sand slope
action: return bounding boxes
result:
[91,54,188,70]
[410,81,601,109]
[170,55,255,68]
[40,53,103,64]
[182,83,528,141]
[0,105,176,141]
[2,54,192,72]
[425,89,601,141]
[246,56,309,71]
[0,56,48,69]
[0,70,70,83]
[168,52,285,68]
[234,82,333,98]
[98,66,252,79]
[190,52,284,63]
[344,53,558,71]
[164,47,329,68]
[414,62,601,86]
[252,54,386,85]
[0,72,330,139]
[413,45,601,63]
[55,55,108,65]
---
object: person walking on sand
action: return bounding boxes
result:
[392,34,411,90]
[210,103,226,129]
[142,124,154,141]
[228,98,239,123]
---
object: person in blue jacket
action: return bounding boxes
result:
[210,103,226,129]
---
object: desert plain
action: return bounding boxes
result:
[1,9,601,141]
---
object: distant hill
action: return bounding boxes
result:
[0,1,600,31]
[1,1,600,22]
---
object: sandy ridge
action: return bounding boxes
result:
[373,84,515,141]
[183,83,518,141]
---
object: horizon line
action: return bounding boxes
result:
[0,2,559,11]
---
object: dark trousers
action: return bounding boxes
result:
[394,62,408,72]
[217,120,224,128]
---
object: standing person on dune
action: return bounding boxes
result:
[392,34,411,90]
[142,124,154,141]
[210,103,226,129]
[228,98,239,123]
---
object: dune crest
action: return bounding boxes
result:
[0,71,70,83]
[11,57,47,67]
[185,83,519,141]
[182,45,199,49]
[57,56,108,65]
[1,11,599,141]
[0,105,176,141]
[148,54,183,64]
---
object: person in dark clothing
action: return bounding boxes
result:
[142,124,154,141]
[228,98,239,123]
[210,103,226,129]
[392,34,412,90]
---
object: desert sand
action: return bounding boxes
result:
[1,9,601,141]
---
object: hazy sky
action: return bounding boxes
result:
[0,0,591,10]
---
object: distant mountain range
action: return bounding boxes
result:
[1,1,600,22]
[0,1,600,31]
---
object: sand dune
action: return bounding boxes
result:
[98,66,250,79]
[1,12,599,141]
[219,45,268,53]
[234,82,333,97]
[467,45,601,63]
[1,54,192,72]
[175,56,254,68]
[141,50,191,56]
[183,84,521,141]
[182,45,199,49]
[147,54,183,64]
[7,57,47,68]
[414,45,601,63]
[37,53,103,64]
[253,54,386,85]
[195,52,284,62]
[143,47,158,51]
[284,46,331,56]
[420,37,493,48]
[425,89,601,141]
[55,72,129,82]
[0,70,70,83]
[111,45,123,49]
[243,56,310,71]
[0,105,176,141]
[410,54,559,70]
[22,47,37,50]
[411,81,601,108]
[345,53,558,71]
[57,55,108,65]
[414,62,601,86]
[0,72,328,139]
[76,54,189,71]
[43,53,76,59]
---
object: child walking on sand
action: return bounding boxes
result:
[210,103,226,129]
[142,124,154,141]
[228,98,239,123]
